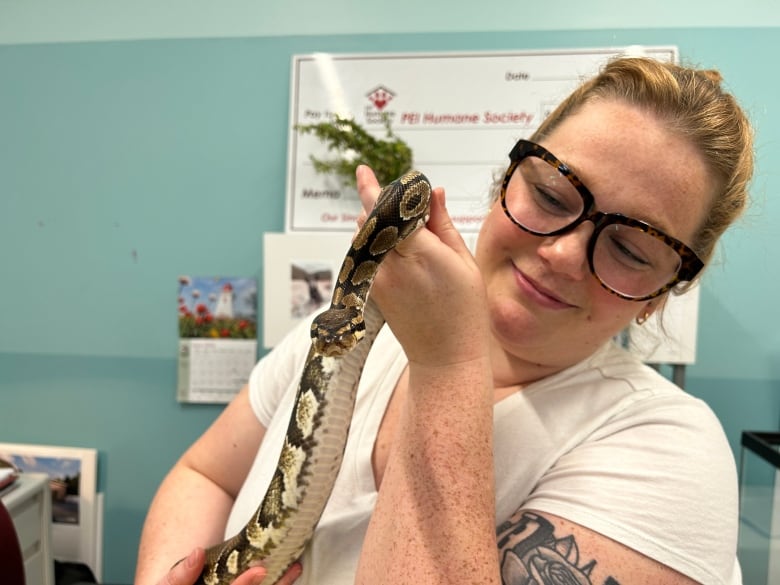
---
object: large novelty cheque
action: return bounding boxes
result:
[285,47,677,234]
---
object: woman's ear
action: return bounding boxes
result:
[635,296,667,325]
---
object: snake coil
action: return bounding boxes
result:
[194,170,432,585]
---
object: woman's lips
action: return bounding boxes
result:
[513,265,576,310]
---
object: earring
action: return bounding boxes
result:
[636,310,651,326]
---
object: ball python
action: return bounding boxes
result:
[195,170,432,585]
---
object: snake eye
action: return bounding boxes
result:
[313,327,364,356]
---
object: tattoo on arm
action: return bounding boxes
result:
[496,511,621,585]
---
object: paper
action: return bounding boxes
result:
[286,47,678,233]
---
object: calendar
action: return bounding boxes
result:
[177,339,258,403]
[176,275,259,403]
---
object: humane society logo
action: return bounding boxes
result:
[364,84,397,124]
[365,82,535,128]
[366,85,395,110]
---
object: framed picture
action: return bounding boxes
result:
[0,442,100,578]
[263,232,352,348]
[261,231,479,350]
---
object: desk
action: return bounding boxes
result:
[1,473,54,585]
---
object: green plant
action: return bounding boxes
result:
[295,114,413,187]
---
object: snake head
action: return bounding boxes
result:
[311,307,366,357]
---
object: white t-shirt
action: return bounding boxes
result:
[226,319,741,585]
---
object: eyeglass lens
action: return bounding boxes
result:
[504,155,684,299]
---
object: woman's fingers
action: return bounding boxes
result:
[425,187,472,259]
[159,548,301,585]
[274,563,304,584]
[159,548,204,585]
[234,563,302,585]
[355,165,382,214]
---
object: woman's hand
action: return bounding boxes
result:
[355,165,490,367]
[156,548,302,585]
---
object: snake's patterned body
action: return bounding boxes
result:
[195,170,432,585]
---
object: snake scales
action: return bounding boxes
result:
[195,170,432,585]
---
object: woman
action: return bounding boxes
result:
[137,57,753,585]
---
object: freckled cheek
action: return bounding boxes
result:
[477,204,535,257]
[587,287,640,328]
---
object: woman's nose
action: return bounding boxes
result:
[537,222,593,280]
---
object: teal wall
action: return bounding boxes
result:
[1,25,778,583]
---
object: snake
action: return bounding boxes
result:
[194,170,432,585]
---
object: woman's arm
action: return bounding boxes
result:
[135,386,266,585]
[357,356,499,584]
[496,510,700,584]
[354,165,500,584]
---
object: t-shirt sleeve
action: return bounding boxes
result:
[247,316,315,427]
[523,393,739,585]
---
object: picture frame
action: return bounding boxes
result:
[261,231,479,350]
[0,442,101,579]
[263,232,351,348]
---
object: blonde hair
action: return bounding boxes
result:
[527,57,754,274]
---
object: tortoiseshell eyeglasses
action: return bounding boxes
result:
[500,139,704,301]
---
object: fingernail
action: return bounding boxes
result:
[185,548,200,568]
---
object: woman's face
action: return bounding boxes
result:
[476,99,716,378]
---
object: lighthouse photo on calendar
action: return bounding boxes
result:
[177,276,257,340]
